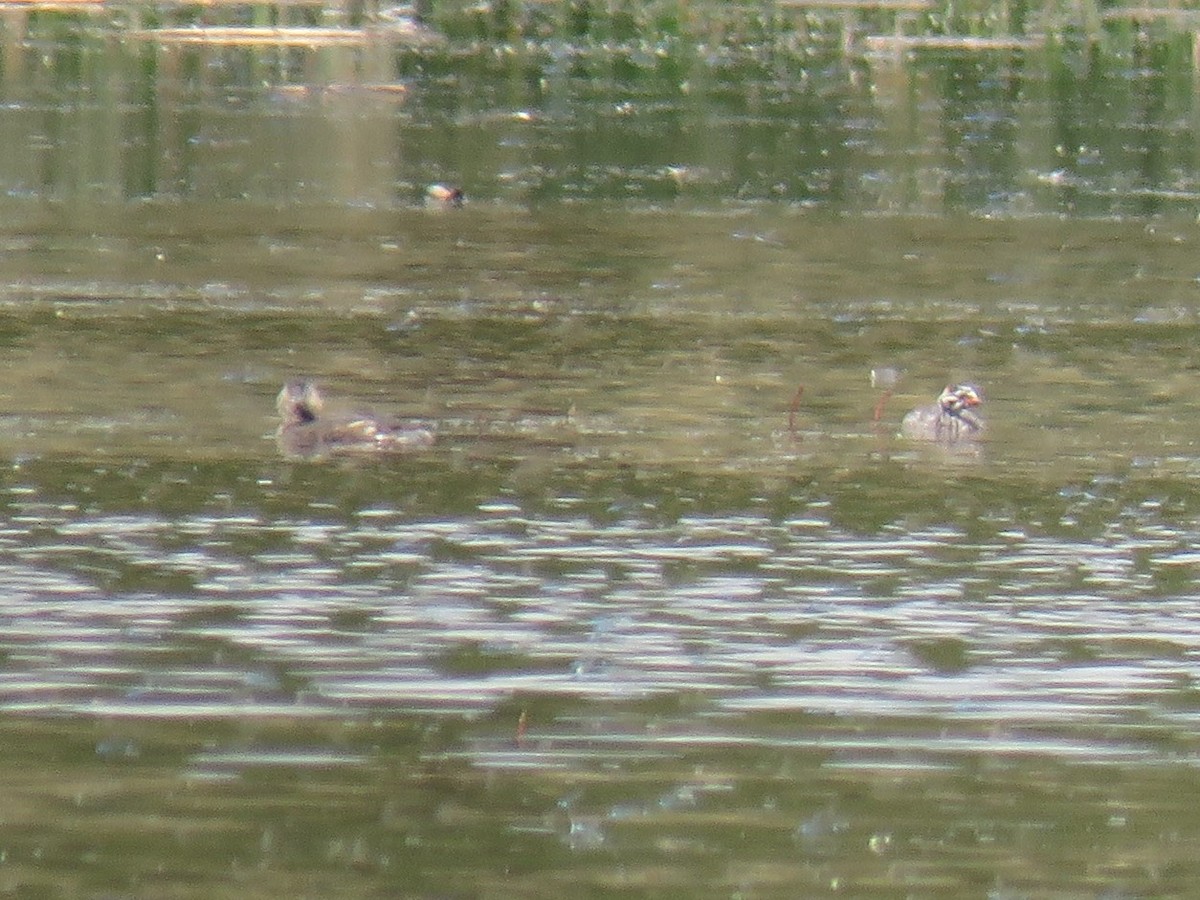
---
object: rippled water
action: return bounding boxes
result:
[5,209,1200,894]
[16,475,1200,731]
[2,14,1200,897]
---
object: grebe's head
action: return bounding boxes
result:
[937,384,982,414]
[277,380,324,425]
[425,183,465,209]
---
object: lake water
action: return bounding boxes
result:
[1,10,1200,897]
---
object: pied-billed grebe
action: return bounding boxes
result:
[901,384,984,444]
[425,183,464,210]
[276,380,435,458]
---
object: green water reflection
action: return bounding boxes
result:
[6,708,1200,897]
[2,16,1199,216]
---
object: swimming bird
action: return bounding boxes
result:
[425,183,465,209]
[276,380,434,458]
[900,384,984,444]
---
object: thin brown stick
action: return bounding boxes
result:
[515,709,529,748]
[787,384,805,439]
[873,389,893,424]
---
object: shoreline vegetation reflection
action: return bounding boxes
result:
[2,0,1200,218]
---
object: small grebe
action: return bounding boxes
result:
[276,380,434,458]
[900,384,984,445]
[425,184,465,210]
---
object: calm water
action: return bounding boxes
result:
[2,12,1200,897]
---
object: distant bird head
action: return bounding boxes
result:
[277,380,324,425]
[937,384,982,415]
[425,183,465,209]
